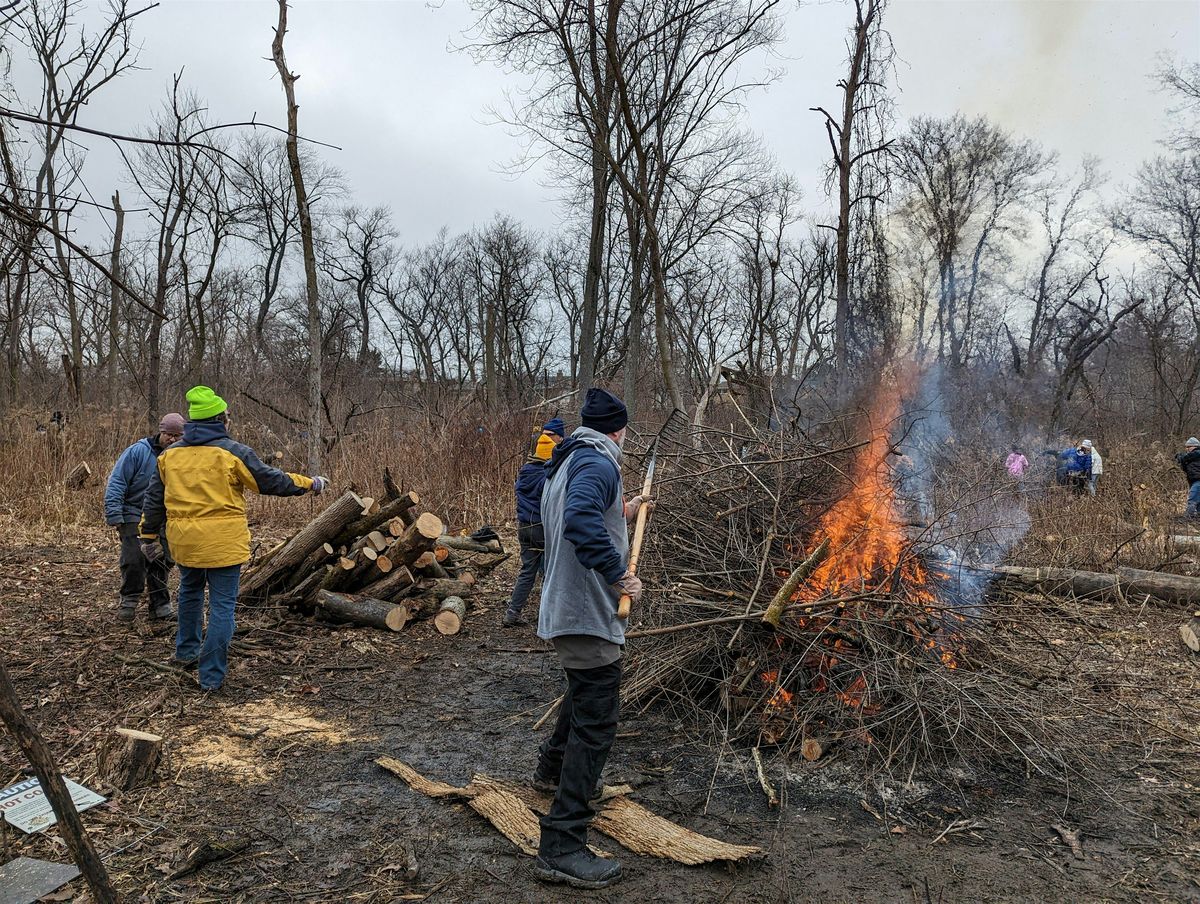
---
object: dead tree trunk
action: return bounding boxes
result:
[272,0,323,475]
[0,655,118,903]
[107,190,124,410]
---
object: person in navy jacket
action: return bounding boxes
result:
[503,417,565,627]
[104,412,183,622]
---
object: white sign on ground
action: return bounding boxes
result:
[0,777,106,834]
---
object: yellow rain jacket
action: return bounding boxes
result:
[140,419,313,568]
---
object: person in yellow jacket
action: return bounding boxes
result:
[140,386,327,692]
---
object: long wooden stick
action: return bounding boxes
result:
[618,466,655,619]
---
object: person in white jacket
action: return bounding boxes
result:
[1083,439,1102,495]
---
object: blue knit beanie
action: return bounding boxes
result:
[542,417,566,438]
[580,388,628,434]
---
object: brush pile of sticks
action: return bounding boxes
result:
[618,424,1075,776]
[239,472,507,635]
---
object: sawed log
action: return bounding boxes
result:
[316,590,409,632]
[240,490,365,598]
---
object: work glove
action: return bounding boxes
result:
[612,571,643,607]
[310,476,329,495]
[624,495,655,520]
[140,539,163,563]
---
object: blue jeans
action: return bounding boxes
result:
[176,564,241,690]
[1188,482,1200,518]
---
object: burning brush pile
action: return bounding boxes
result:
[626,383,1070,775]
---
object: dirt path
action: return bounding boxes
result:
[1,534,1196,902]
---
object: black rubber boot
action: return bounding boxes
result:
[117,598,137,623]
[502,611,529,628]
[533,848,622,889]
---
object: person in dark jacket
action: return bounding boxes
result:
[1176,437,1200,519]
[503,417,566,628]
[104,412,184,622]
[531,388,647,891]
[1044,445,1091,495]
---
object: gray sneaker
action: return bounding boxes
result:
[502,611,529,628]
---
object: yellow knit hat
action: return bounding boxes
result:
[534,432,556,461]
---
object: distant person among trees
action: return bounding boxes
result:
[1005,445,1029,481]
[1044,443,1092,495]
[1176,437,1200,520]
[140,386,327,693]
[503,416,566,628]
[1082,440,1102,495]
[104,412,184,623]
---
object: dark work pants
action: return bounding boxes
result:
[506,524,544,617]
[537,659,622,857]
[117,522,171,609]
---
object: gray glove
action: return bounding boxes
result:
[612,571,643,606]
[140,539,163,563]
[311,475,329,495]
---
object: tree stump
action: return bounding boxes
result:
[97,728,163,791]
[64,461,91,490]
[1180,612,1200,653]
[434,596,467,635]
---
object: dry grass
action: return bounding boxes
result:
[0,407,536,541]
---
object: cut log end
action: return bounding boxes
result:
[800,737,827,762]
[434,596,467,635]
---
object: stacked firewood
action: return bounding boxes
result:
[238,481,506,636]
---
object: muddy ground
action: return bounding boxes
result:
[1,529,1197,904]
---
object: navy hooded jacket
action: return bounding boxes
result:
[104,435,167,525]
[543,429,625,583]
[515,460,548,525]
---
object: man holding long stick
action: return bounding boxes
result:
[532,388,647,890]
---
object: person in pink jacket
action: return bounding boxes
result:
[1005,445,1029,480]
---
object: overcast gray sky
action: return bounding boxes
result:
[35,0,1200,244]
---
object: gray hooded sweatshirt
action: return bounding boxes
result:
[537,427,628,646]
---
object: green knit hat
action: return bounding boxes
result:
[186,385,228,421]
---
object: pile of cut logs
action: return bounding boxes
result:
[238,483,505,636]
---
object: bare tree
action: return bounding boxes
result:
[811,0,893,367]
[272,0,322,474]
[895,114,1050,366]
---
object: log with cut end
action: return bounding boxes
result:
[437,535,503,554]
[329,491,420,548]
[389,512,445,567]
[800,737,828,762]
[419,578,476,601]
[434,596,467,635]
[97,727,162,791]
[366,530,389,552]
[1179,612,1200,652]
[287,542,336,589]
[359,565,416,602]
[240,490,364,598]
[65,461,92,489]
[316,590,409,631]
